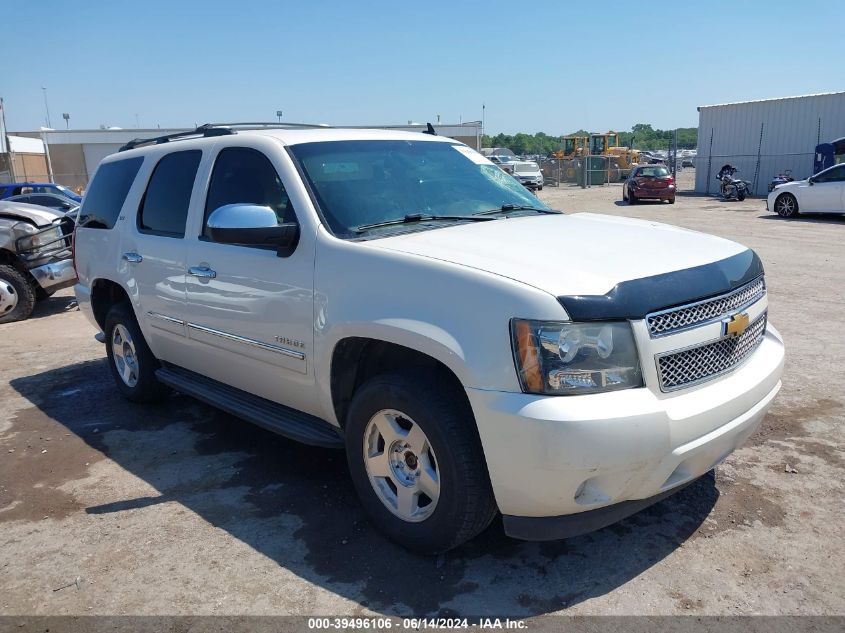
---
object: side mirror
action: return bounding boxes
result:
[207,204,299,257]
[808,177,814,186]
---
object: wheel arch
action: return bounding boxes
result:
[328,333,472,431]
[90,277,132,330]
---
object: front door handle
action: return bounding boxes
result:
[188,265,217,279]
[122,252,143,263]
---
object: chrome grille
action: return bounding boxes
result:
[656,312,767,392]
[647,277,766,337]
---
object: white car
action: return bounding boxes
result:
[73,124,784,552]
[768,163,845,217]
[511,161,544,190]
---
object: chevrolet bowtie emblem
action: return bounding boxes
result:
[723,312,750,337]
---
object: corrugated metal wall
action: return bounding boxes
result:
[695,92,845,195]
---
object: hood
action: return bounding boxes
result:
[373,212,748,298]
[0,201,63,227]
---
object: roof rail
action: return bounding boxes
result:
[119,124,235,152]
[118,121,332,152]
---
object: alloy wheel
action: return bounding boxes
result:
[111,323,139,387]
[362,409,440,522]
[776,195,796,216]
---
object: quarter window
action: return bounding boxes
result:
[138,150,201,237]
[78,157,144,229]
[203,147,295,236]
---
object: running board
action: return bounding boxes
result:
[155,365,344,449]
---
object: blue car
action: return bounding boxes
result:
[0,182,82,203]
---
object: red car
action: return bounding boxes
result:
[623,165,676,204]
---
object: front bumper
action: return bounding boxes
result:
[29,258,76,291]
[466,325,784,535]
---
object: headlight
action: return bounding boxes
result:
[16,224,64,256]
[511,319,643,395]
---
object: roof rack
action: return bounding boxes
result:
[119,121,332,152]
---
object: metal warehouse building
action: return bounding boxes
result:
[695,91,845,196]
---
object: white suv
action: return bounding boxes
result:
[74,124,785,552]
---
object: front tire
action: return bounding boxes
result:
[774,193,799,218]
[104,303,170,402]
[0,265,36,324]
[345,372,497,553]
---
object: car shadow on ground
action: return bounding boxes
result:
[10,359,718,617]
[613,200,672,207]
[28,293,79,320]
[758,213,845,224]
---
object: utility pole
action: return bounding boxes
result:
[41,86,52,128]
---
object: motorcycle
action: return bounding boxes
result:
[717,164,751,201]
[768,169,794,192]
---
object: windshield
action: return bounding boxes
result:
[55,185,78,197]
[289,140,548,238]
[637,166,670,177]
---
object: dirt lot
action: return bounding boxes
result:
[1,182,844,617]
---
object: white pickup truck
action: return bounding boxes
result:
[73,124,784,552]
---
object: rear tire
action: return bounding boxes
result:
[774,193,799,218]
[345,371,497,553]
[0,265,36,324]
[104,303,170,402]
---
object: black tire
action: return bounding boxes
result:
[668,197,676,204]
[345,372,497,553]
[0,265,36,324]
[738,192,746,202]
[774,193,799,218]
[104,303,170,402]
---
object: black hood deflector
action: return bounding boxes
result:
[558,249,764,320]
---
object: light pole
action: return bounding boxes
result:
[41,86,52,128]
[276,109,283,123]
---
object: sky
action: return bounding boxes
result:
[2,0,843,136]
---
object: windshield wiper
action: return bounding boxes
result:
[473,204,561,216]
[354,213,496,233]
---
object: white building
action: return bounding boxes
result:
[14,121,482,190]
[695,92,845,195]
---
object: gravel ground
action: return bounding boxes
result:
[1,182,843,617]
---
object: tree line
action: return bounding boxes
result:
[482,124,697,155]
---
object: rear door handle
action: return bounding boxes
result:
[188,265,217,279]
[122,252,143,263]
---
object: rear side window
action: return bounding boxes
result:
[78,157,144,229]
[203,147,295,236]
[137,150,201,237]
